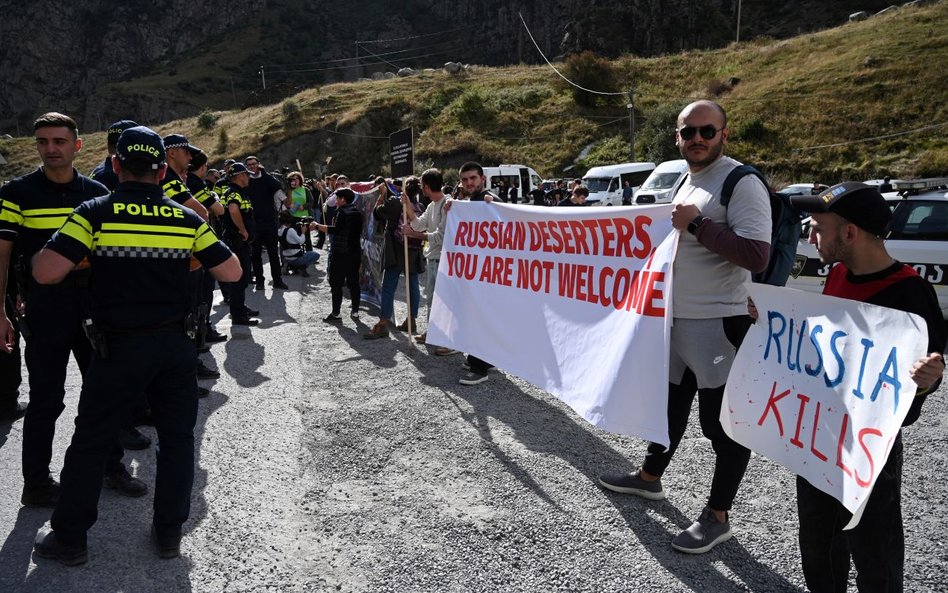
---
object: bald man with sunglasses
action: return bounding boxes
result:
[599,100,772,554]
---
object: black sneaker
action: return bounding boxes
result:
[196,361,220,379]
[671,507,732,554]
[119,426,152,450]
[272,280,289,289]
[241,306,260,317]
[323,312,342,323]
[0,401,27,423]
[598,469,665,500]
[152,526,182,559]
[34,528,88,566]
[205,329,227,343]
[232,317,259,326]
[458,371,489,386]
[21,478,60,508]
[104,467,148,498]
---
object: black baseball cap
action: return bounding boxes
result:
[107,120,139,145]
[116,126,165,170]
[162,133,198,152]
[227,162,250,178]
[791,182,892,237]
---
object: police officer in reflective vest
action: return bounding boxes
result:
[0,112,146,508]
[220,163,259,325]
[31,126,241,565]
[91,119,138,190]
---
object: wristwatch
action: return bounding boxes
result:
[687,215,706,235]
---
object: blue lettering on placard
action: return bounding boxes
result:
[825,330,847,388]
[870,346,902,413]
[805,324,824,377]
[852,338,875,401]
[764,311,786,364]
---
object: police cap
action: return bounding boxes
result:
[116,126,166,170]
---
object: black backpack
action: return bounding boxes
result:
[673,164,803,286]
[720,165,803,286]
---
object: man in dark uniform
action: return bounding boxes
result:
[315,188,362,323]
[243,156,288,290]
[161,134,208,220]
[0,112,146,508]
[90,119,138,190]
[220,163,260,326]
[186,149,227,345]
[31,126,241,565]
[787,183,945,592]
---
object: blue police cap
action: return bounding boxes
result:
[107,119,139,144]
[116,126,166,170]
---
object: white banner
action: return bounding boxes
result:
[428,202,677,446]
[722,283,927,526]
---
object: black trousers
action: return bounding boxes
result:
[328,251,361,314]
[22,282,124,487]
[467,355,493,375]
[51,331,198,547]
[641,315,754,512]
[797,435,905,593]
[0,325,21,412]
[251,223,283,285]
[227,242,252,315]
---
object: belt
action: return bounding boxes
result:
[101,318,188,337]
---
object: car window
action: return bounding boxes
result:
[888,200,948,240]
[643,172,682,190]
[585,178,611,192]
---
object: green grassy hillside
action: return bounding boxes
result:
[2,1,945,185]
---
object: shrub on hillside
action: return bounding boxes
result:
[451,88,495,126]
[282,99,301,124]
[217,127,228,152]
[638,102,688,164]
[197,109,219,130]
[560,51,620,108]
[578,136,631,169]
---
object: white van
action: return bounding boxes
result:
[633,159,689,205]
[481,165,543,203]
[582,162,655,206]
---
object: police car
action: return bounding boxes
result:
[788,177,948,319]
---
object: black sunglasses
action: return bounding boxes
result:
[678,125,723,141]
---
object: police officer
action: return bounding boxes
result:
[186,149,227,345]
[161,134,208,220]
[0,112,146,508]
[31,126,241,565]
[220,163,260,325]
[90,119,138,190]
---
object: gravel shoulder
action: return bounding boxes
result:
[0,260,945,592]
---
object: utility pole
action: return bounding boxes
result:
[627,83,636,161]
[736,0,742,43]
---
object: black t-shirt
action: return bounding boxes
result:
[823,261,946,426]
[244,171,283,225]
[0,167,108,263]
[44,181,231,330]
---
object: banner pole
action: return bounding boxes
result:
[402,199,413,351]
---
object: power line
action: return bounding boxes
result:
[355,28,462,44]
[518,12,627,97]
[794,122,948,151]
[264,39,460,70]
[265,46,462,75]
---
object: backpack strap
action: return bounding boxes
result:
[669,172,690,201]
[719,164,765,207]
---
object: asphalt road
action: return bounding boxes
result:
[0,256,945,592]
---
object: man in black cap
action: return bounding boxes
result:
[31,125,241,564]
[161,134,208,220]
[91,119,138,190]
[784,182,945,593]
[220,163,260,325]
[243,156,289,290]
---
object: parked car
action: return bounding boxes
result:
[582,162,655,206]
[777,183,828,197]
[633,159,689,205]
[788,177,948,319]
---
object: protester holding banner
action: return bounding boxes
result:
[783,182,945,593]
[363,177,423,339]
[452,162,498,384]
[402,168,450,344]
[598,100,773,554]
